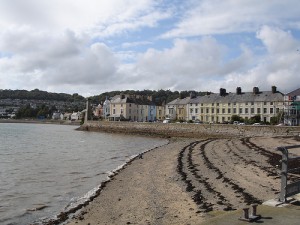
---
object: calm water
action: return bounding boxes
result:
[0,123,167,225]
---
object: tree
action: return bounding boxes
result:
[249,115,261,124]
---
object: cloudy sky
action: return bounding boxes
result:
[0,0,300,96]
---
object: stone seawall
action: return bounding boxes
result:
[79,121,300,138]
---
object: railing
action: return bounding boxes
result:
[277,145,300,202]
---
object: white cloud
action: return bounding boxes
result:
[220,26,300,93]
[256,26,299,54]
[0,0,170,38]
[162,0,300,38]
[0,1,299,96]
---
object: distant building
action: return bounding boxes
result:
[109,94,155,122]
[284,88,300,126]
[71,111,81,121]
[52,112,62,120]
[166,96,191,121]
[164,86,284,124]
[102,97,111,120]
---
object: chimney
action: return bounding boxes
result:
[220,88,226,96]
[253,87,259,95]
[236,87,242,95]
[272,86,277,93]
[190,91,196,99]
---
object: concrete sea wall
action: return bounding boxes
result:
[80,121,300,138]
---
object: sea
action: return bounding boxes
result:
[0,122,168,225]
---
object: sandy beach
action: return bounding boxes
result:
[65,136,300,225]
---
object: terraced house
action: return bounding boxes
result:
[166,93,193,120]
[186,86,284,124]
[109,94,155,122]
[106,86,286,124]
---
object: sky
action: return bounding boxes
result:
[0,0,300,97]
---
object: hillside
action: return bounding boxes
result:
[0,89,85,102]
[89,89,208,105]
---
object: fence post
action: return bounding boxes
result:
[277,146,289,202]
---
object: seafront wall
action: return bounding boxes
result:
[80,121,300,138]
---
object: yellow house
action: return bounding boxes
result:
[156,105,166,121]
[186,87,284,124]
[166,97,191,121]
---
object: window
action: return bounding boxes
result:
[113,109,116,114]
[217,103,219,106]
[121,109,123,114]
[206,108,209,113]
[228,103,231,106]
[245,108,248,114]
[190,109,193,113]
[121,104,123,107]
[270,108,273,114]
[233,108,236,114]
[201,108,204,113]
[264,102,267,105]
[212,108,214,113]
[201,103,203,106]
[217,109,219,114]
[257,108,261,114]
[222,109,225,114]
[212,103,214,106]
[239,108,243,114]
[246,102,248,105]
[251,102,254,105]
[264,108,267,114]
[228,109,231,114]
[195,103,198,106]
[251,108,254,114]
[270,102,273,105]
[129,104,131,107]
[195,109,198,113]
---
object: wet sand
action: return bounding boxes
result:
[66,136,300,225]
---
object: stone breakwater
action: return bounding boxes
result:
[79,121,300,138]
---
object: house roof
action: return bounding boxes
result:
[110,95,153,105]
[188,91,283,104]
[286,88,300,97]
[167,97,191,105]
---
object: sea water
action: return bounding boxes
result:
[0,123,167,225]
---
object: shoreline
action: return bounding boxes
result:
[40,138,171,225]
[0,119,81,126]
[63,134,300,225]
[65,138,202,225]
